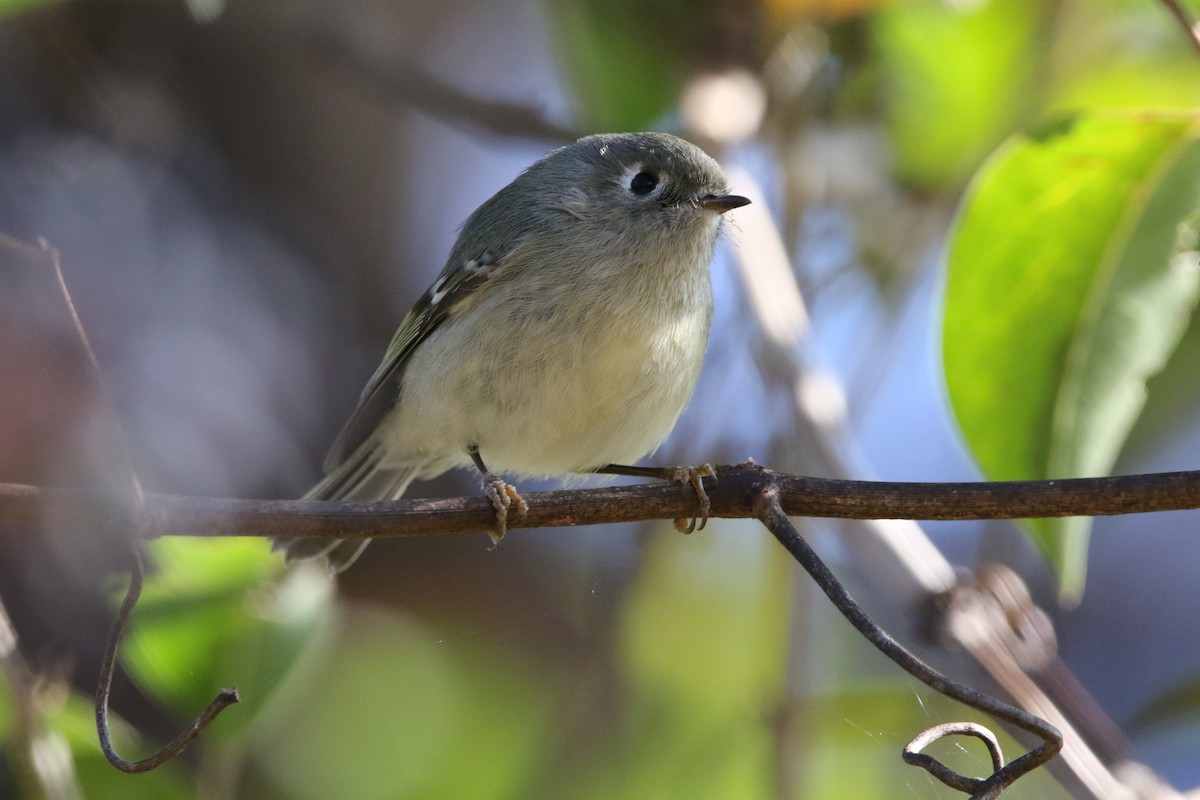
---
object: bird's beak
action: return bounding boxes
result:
[697,193,752,213]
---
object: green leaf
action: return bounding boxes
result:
[619,521,790,717]
[1052,57,1200,114]
[120,538,334,738]
[1130,672,1200,732]
[944,112,1200,598]
[547,0,718,132]
[872,0,1041,189]
[0,673,10,743]
[50,693,193,800]
[587,520,791,799]
[0,0,64,19]
[252,604,559,800]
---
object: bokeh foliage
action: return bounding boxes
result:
[3,0,1200,797]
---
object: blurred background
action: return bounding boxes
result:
[2,0,1200,798]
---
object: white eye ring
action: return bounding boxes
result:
[621,164,665,196]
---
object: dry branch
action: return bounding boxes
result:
[3,464,1199,542]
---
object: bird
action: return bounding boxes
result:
[276,132,750,572]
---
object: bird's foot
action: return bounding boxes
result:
[672,463,715,534]
[483,473,527,548]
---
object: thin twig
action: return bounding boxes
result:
[1160,0,1200,56]
[755,491,1062,799]
[311,31,578,144]
[41,239,147,515]
[95,545,239,773]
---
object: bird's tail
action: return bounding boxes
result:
[273,442,421,573]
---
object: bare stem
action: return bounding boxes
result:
[95,545,239,773]
[755,492,1062,799]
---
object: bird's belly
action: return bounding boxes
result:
[388,301,709,477]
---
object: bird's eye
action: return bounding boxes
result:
[629,171,658,195]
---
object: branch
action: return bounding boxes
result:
[757,494,1062,799]
[2,464,1199,541]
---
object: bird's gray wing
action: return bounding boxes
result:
[277,250,514,571]
[321,249,509,474]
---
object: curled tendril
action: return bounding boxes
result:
[903,722,1004,795]
[95,544,239,773]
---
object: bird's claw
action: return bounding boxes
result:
[483,473,527,548]
[672,463,715,534]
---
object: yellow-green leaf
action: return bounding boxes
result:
[944,112,1200,598]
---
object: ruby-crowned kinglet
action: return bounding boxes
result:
[277,132,750,571]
